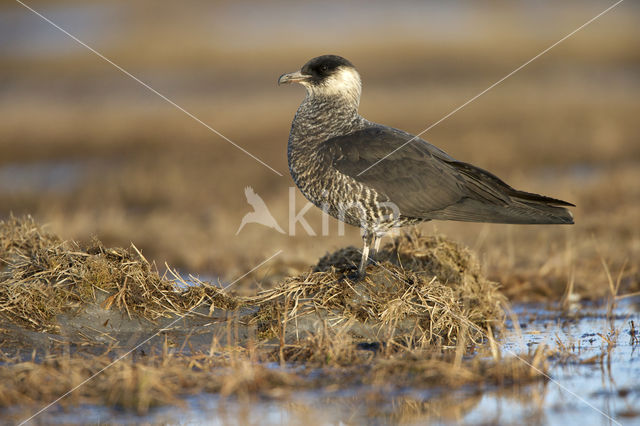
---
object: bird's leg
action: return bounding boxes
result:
[370,231,385,259]
[358,240,370,276]
[357,230,374,277]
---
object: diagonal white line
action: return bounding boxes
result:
[223,250,283,290]
[362,252,621,425]
[17,250,283,425]
[14,0,283,177]
[357,0,625,176]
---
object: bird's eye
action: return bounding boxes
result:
[320,64,329,73]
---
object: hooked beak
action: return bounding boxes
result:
[278,70,311,85]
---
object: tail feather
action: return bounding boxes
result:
[516,200,574,224]
[447,159,576,215]
[509,188,575,207]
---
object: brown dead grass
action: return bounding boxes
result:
[0,215,235,333]
[1,217,503,348]
[0,353,303,416]
[0,344,549,420]
[253,230,504,352]
[0,216,550,419]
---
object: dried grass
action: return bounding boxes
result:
[0,353,303,416]
[253,229,505,352]
[0,344,548,420]
[1,217,504,350]
[0,215,235,333]
[0,216,549,419]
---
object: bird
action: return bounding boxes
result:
[278,54,574,277]
[236,186,285,235]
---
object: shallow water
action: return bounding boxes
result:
[0,161,86,194]
[464,301,640,425]
[10,299,637,425]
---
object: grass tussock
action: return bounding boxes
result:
[0,215,235,333]
[253,230,505,351]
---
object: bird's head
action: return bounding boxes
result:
[278,55,361,107]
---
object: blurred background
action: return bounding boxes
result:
[1,0,638,294]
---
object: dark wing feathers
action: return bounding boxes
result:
[507,188,575,207]
[323,125,574,224]
[326,126,467,216]
[449,160,575,207]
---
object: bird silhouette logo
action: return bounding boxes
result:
[236,186,285,235]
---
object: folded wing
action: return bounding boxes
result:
[322,125,574,224]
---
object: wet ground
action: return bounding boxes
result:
[465,301,640,425]
[9,299,637,425]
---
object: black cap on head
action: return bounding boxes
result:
[300,55,354,83]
